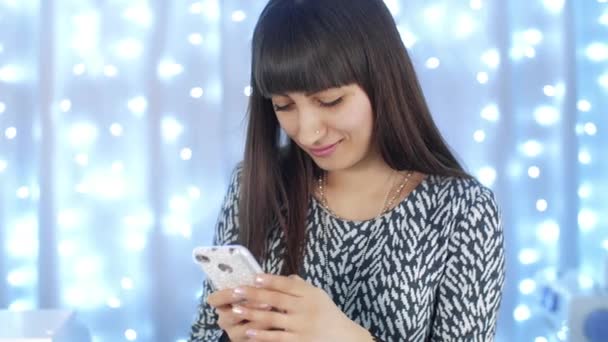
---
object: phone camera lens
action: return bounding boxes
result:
[196,254,210,263]
[218,263,233,273]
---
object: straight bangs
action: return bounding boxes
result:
[252,2,367,98]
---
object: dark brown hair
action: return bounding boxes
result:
[240,0,469,275]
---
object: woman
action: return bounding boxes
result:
[190,0,505,341]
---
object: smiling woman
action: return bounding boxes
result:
[189,0,505,341]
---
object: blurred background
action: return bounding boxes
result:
[0,0,606,341]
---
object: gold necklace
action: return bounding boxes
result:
[315,170,414,295]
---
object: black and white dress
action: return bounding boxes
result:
[189,166,505,342]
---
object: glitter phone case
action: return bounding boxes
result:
[193,245,263,291]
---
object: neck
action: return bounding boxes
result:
[324,155,395,195]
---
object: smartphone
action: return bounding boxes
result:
[193,245,264,291]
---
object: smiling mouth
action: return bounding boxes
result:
[309,140,342,157]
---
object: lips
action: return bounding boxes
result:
[308,140,342,157]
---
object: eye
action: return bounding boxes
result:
[319,97,343,108]
[273,103,293,112]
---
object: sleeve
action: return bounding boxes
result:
[189,165,242,342]
[429,185,506,341]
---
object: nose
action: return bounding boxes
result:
[297,109,325,146]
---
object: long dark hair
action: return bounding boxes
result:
[240,0,469,275]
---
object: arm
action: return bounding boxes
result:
[429,186,506,341]
[189,165,242,342]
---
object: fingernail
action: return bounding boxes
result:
[254,276,264,286]
[259,303,271,310]
[232,288,245,298]
[246,329,257,337]
[232,306,244,315]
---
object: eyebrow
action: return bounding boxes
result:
[273,88,338,97]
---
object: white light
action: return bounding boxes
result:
[0,160,7,172]
[125,234,147,252]
[57,209,81,229]
[180,148,193,160]
[74,153,89,166]
[543,85,556,97]
[231,10,246,22]
[519,279,537,295]
[584,122,597,136]
[107,297,121,309]
[0,64,24,82]
[535,337,549,342]
[188,33,203,45]
[542,0,565,13]
[190,2,203,14]
[577,99,592,112]
[523,29,543,45]
[122,5,152,27]
[473,130,486,142]
[398,26,417,48]
[578,184,592,198]
[73,63,86,76]
[470,0,483,10]
[578,209,597,231]
[121,277,134,290]
[244,86,253,97]
[524,47,536,58]
[71,12,100,57]
[104,65,118,77]
[128,96,148,116]
[384,0,401,16]
[454,14,476,38]
[5,126,17,139]
[58,240,76,257]
[536,199,548,212]
[424,5,445,24]
[190,87,204,98]
[519,248,540,265]
[111,161,124,173]
[481,104,500,122]
[521,140,544,157]
[602,240,608,251]
[514,305,531,321]
[477,167,496,187]
[125,329,137,341]
[158,60,184,79]
[16,187,30,199]
[74,257,102,277]
[600,12,608,26]
[60,99,72,112]
[170,196,190,212]
[188,186,201,200]
[7,269,32,287]
[110,123,124,137]
[528,166,540,178]
[476,72,489,84]
[425,57,440,69]
[481,49,500,69]
[69,122,98,147]
[586,42,608,62]
[115,39,143,59]
[533,106,560,126]
[578,275,594,290]
[599,73,608,89]
[578,150,592,164]
[537,220,560,244]
[0,102,5,113]
[161,117,184,142]
[8,300,34,312]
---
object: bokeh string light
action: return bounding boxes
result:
[0,1,606,341]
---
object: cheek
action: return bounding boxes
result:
[334,106,374,139]
[276,115,298,137]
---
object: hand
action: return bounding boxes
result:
[227,274,373,341]
[207,287,274,342]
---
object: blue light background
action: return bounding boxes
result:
[0,0,606,341]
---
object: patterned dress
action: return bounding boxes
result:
[189,165,505,342]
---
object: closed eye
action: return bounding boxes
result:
[319,97,343,107]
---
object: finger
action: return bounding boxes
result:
[226,317,281,341]
[216,306,247,327]
[231,305,291,332]
[244,328,296,341]
[254,274,307,297]
[233,287,297,313]
[207,288,246,307]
